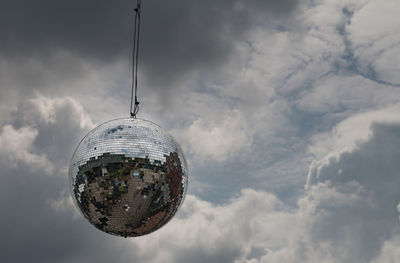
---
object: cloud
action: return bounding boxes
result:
[28,94,95,130]
[9,94,95,168]
[173,110,251,163]
[0,124,53,174]
[300,115,400,262]
[0,0,302,90]
[296,75,400,114]
[48,191,81,220]
[127,190,296,263]
[0,51,135,119]
[348,0,400,85]
[0,93,95,175]
[370,238,400,263]
[308,104,400,160]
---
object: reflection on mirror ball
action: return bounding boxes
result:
[69,118,188,237]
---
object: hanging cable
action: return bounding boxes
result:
[130,0,142,118]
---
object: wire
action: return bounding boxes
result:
[130,0,142,118]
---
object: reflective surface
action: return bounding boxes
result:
[69,118,188,237]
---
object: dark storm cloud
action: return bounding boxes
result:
[0,163,142,263]
[0,0,300,86]
[304,122,400,262]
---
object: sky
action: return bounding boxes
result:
[1,0,400,262]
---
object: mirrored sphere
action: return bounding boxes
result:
[69,118,188,237]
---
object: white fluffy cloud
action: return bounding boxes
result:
[309,104,400,160]
[126,190,295,263]
[0,93,94,175]
[174,110,251,163]
[29,94,95,130]
[0,124,53,174]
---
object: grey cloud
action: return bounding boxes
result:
[0,167,154,263]
[9,95,95,168]
[303,123,400,262]
[347,0,400,86]
[0,0,300,88]
[0,169,117,263]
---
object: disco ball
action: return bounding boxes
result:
[69,118,188,237]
